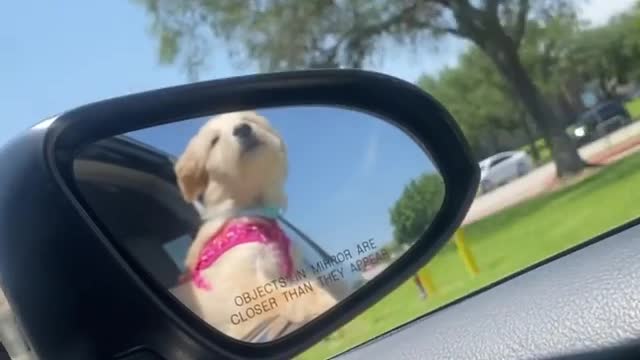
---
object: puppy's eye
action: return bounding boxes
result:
[210,136,219,148]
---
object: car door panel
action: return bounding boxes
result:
[491,155,512,184]
[333,219,640,360]
[486,159,502,185]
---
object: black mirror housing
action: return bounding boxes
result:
[0,70,479,359]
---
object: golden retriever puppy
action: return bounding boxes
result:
[169,111,337,341]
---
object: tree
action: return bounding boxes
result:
[565,8,640,98]
[136,0,588,177]
[389,173,445,247]
[419,15,590,162]
[418,47,540,161]
[518,14,587,119]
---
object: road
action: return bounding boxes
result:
[462,121,640,226]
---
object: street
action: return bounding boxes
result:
[462,121,640,225]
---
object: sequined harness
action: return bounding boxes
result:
[189,207,294,291]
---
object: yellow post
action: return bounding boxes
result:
[417,266,437,295]
[453,228,479,276]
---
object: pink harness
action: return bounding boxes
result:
[188,218,294,291]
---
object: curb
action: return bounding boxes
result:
[589,137,640,164]
[544,136,640,188]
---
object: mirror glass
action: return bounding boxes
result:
[72,106,445,342]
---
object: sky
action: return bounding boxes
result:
[1,0,636,252]
[2,0,633,142]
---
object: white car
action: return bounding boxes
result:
[478,150,534,194]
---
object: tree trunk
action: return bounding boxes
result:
[518,111,540,163]
[562,80,584,115]
[599,77,612,100]
[481,38,586,177]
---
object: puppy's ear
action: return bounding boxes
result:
[174,131,212,202]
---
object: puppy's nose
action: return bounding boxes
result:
[233,123,252,138]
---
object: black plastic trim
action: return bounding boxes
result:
[0,69,479,359]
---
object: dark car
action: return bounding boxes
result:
[622,88,640,102]
[567,100,632,147]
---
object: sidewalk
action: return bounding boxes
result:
[589,136,640,164]
[544,135,640,189]
[464,129,640,226]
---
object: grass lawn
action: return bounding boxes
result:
[298,151,640,360]
[625,98,640,120]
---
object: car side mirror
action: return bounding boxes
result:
[0,70,478,359]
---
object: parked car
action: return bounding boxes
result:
[478,150,534,194]
[567,100,632,147]
[622,89,640,102]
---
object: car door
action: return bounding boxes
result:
[489,153,513,184]
[74,136,201,289]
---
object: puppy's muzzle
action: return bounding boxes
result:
[233,123,260,152]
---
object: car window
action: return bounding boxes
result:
[489,154,510,167]
[597,103,624,121]
[6,1,640,359]
[75,170,199,288]
[73,138,358,301]
[277,218,361,301]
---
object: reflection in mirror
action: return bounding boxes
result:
[72,106,445,342]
